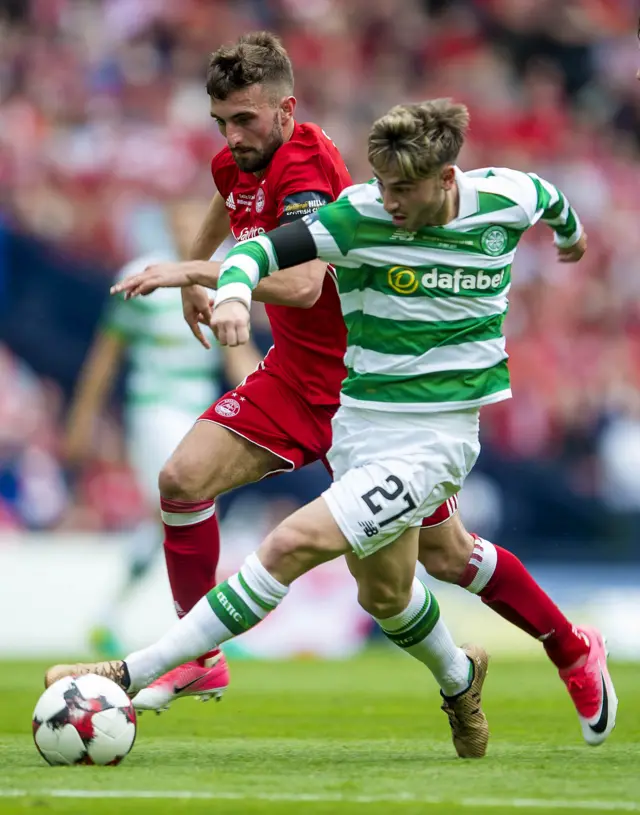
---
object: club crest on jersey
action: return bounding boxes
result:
[481,225,508,256]
[215,398,241,418]
[255,187,265,213]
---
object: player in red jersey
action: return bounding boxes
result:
[116,33,609,747]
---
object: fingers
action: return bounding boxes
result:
[200,302,213,324]
[188,318,211,350]
[557,248,582,263]
[110,278,138,296]
[211,317,250,347]
[110,275,157,299]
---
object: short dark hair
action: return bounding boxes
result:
[206,31,294,101]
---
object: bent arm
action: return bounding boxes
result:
[527,173,583,247]
[214,217,326,310]
[183,257,327,308]
[185,190,326,307]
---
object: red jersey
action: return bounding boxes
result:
[211,122,352,406]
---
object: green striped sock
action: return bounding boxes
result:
[125,553,289,690]
[206,552,288,639]
[375,578,472,696]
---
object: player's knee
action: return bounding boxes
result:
[357,579,410,619]
[258,518,335,585]
[258,521,319,584]
[419,524,473,584]
[158,457,206,502]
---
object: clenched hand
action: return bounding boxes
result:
[557,231,587,263]
[211,300,251,347]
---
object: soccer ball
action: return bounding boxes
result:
[32,674,137,765]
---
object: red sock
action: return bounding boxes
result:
[459,535,589,670]
[161,497,221,664]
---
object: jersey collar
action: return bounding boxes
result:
[453,166,478,221]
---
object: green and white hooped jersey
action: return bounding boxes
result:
[217,166,582,413]
[104,254,223,413]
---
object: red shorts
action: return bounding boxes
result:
[200,366,458,527]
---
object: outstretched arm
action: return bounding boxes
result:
[111,257,326,309]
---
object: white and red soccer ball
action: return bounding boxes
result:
[32,674,136,766]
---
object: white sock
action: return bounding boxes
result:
[375,577,472,696]
[460,537,498,594]
[125,552,288,691]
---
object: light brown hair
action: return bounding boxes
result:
[368,99,470,180]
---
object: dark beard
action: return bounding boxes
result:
[231,118,284,173]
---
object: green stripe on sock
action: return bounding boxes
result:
[238,571,276,612]
[382,591,441,649]
[206,580,262,635]
[392,585,430,635]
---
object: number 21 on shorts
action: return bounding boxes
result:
[361,475,417,528]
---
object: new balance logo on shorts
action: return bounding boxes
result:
[358,520,379,538]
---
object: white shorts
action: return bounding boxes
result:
[322,405,480,558]
[126,406,198,506]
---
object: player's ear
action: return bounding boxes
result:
[280,95,296,124]
[441,165,456,190]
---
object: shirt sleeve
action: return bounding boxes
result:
[214,197,361,310]
[526,173,583,247]
[211,151,236,198]
[273,154,336,224]
[482,167,583,247]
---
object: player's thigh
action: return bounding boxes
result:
[345,527,419,617]
[418,512,475,583]
[258,496,352,584]
[160,419,284,501]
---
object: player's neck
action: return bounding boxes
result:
[427,184,459,227]
[283,117,295,144]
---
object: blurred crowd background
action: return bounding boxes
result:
[1,0,639,560]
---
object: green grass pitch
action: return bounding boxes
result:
[0,651,638,814]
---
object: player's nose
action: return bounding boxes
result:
[382,191,399,212]
[226,127,244,148]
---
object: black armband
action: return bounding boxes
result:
[268,218,319,270]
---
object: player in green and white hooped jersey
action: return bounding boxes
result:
[203,100,613,748]
[64,201,260,660]
[41,100,602,755]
